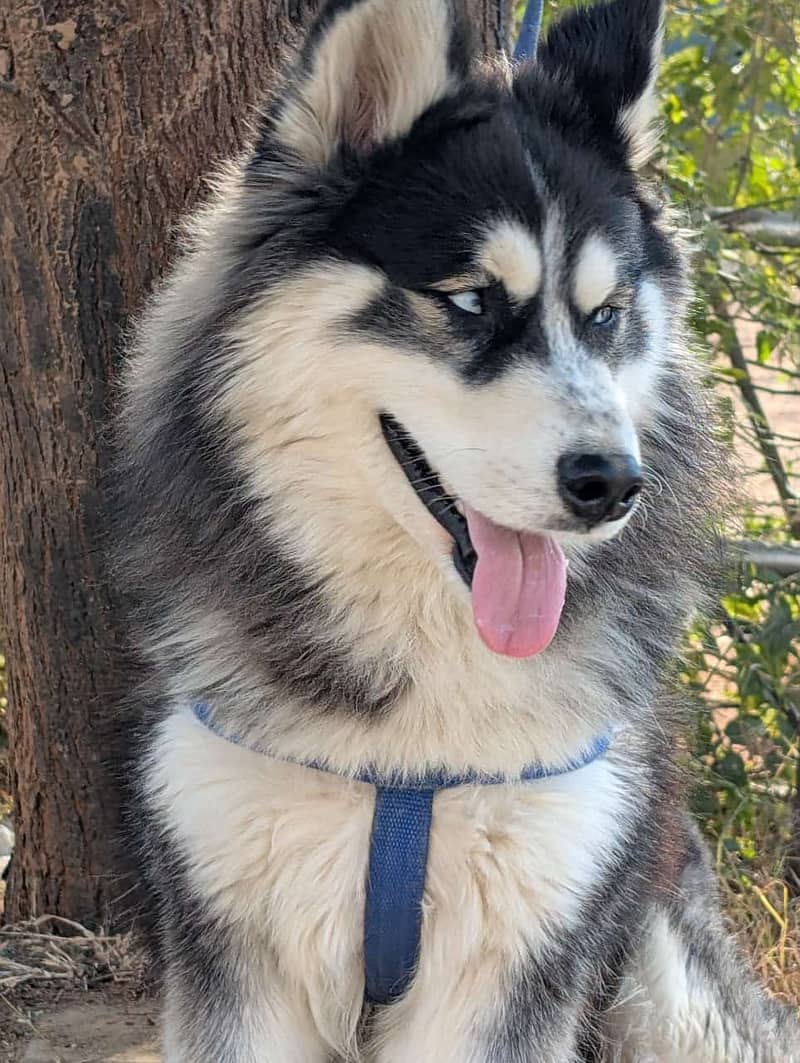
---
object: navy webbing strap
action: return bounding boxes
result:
[364,786,433,1004]
[190,703,611,1006]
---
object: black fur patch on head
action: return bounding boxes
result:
[325,91,527,287]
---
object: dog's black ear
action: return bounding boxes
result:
[535,0,664,168]
[269,0,474,166]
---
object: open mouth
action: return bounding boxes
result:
[379,413,568,659]
[380,413,477,587]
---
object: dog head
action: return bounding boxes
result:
[220,0,683,659]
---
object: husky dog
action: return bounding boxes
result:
[116,0,799,1059]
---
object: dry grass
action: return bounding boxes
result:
[0,915,145,993]
[717,839,800,1011]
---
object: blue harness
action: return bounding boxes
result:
[191,702,611,1005]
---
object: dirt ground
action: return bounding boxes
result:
[0,982,159,1063]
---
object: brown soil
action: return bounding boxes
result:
[0,982,159,1063]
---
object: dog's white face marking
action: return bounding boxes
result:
[478,219,543,304]
[538,202,575,350]
[573,233,619,316]
[617,278,669,428]
[371,354,639,538]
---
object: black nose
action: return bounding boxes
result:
[557,451,643,527]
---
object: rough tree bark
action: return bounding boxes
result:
[471,0,514,54]
[0,0,510,929]
[0,0,317,929]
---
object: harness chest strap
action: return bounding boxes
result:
[191,703,611,1006]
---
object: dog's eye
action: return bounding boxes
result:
[590,305,618,327]
[448,290,484,315]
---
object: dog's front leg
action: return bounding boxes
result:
[142,710,371,1062]
[367,955,584,1063]
[159,922,331,1063]
[605,820,800,1063]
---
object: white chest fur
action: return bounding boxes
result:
[146,709,632,1059]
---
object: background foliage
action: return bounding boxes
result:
[518,0,799,1004]
[659,0,799,1003]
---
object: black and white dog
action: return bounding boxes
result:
[116,0,800,1058]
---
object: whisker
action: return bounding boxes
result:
[406,473,449,490]
[646,468,683,519]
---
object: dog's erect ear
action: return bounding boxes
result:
[271,0,473,166]
[536,0,664,168]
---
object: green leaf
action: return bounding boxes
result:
[755,330,778,364]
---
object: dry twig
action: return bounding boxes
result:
[0,915,144,991]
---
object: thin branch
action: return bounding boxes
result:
[728,412,800,448]
[719,273,800,309]
[714,371,800,397]
[715,302,799,533]
[731,311,798,335]
[746,242,800,257]
[710,207,800,248]
[709,196,800,217]
[746,383,800,398]
[744,360,800,381]
[729,539,800,577]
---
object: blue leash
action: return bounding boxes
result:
[191,702,611,1005]
[514,0,544,61]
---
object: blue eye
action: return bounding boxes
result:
[448,290,484,315]
[591,305,618,326]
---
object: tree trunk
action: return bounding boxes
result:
[0,0,319,929]
[469,0,514,54]
[0,0,510,929]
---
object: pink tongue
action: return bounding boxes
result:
[464,506,567,658]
